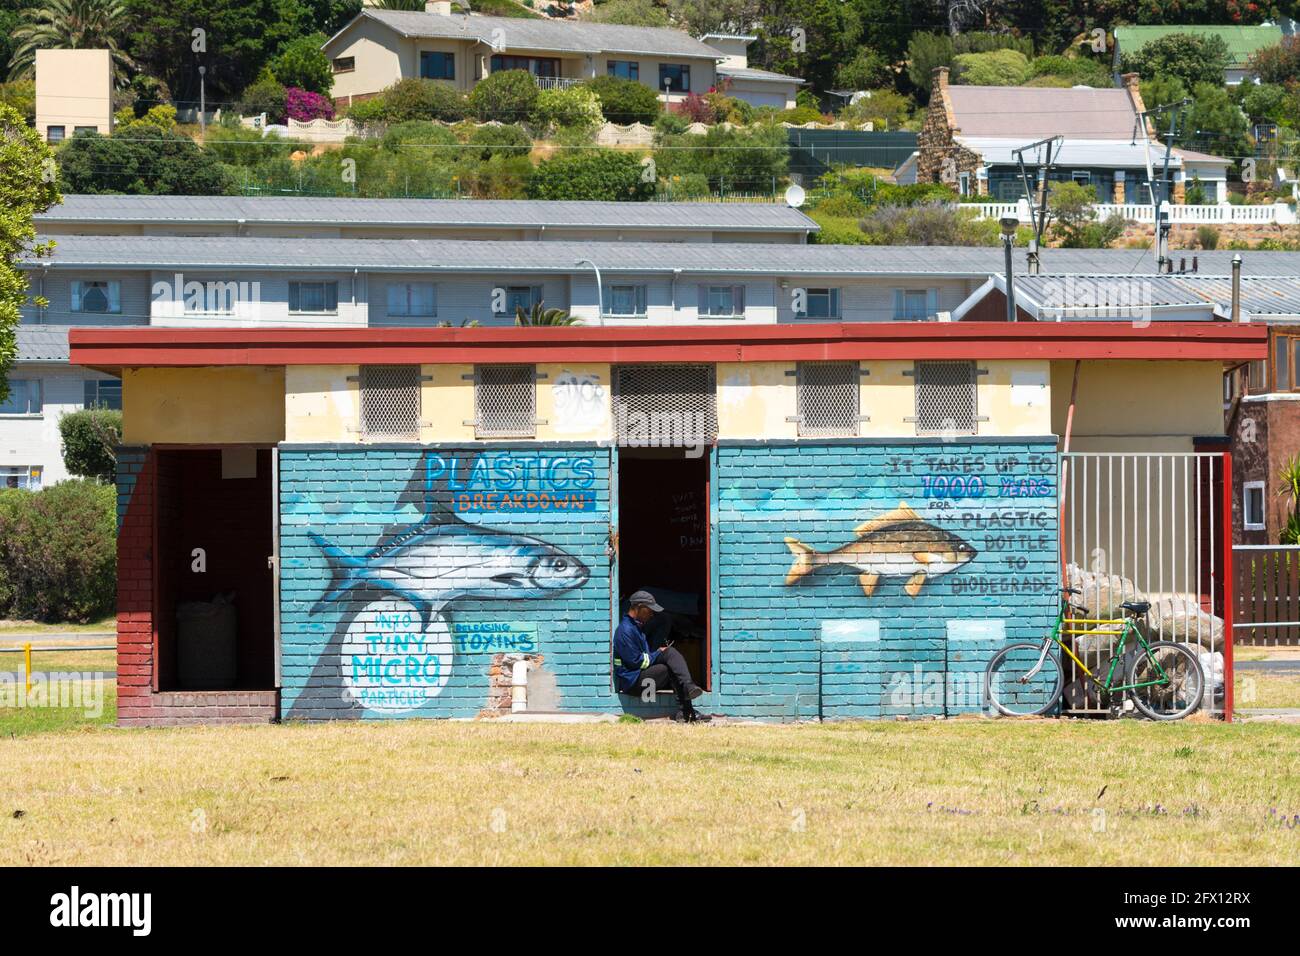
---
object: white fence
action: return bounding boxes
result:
[968,201,1296,226]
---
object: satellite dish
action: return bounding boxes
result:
[784,184,806,208]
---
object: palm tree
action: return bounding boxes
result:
[515,300,580,326]
[7,0,136,83]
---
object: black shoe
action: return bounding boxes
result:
[687,685,705,701]
[684,710,712,723]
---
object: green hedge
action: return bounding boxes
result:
[526,150,653,200]
[0,481,116,623]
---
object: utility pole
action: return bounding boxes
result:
[1013,135,1063,275]
[199,66,207,144]
[1133,98,1191,271]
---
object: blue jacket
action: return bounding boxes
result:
[612,613,659,692]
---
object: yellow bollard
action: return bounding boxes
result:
[24,642,31,694]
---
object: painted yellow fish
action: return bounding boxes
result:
[784,502,977,599]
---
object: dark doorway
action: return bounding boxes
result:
[155,448,276,691]
[617,448,710,688]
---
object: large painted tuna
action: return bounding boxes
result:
[309,504,590,628]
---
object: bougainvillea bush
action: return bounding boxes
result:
[285,88,335,123]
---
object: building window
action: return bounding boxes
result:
[797,361,861,437]
[491,54,559,77]
[1243,481,1266,531]
[74,126,97,136]
[0,379,42,416]
[958,172,970,196]
[386,281,437,318]
[1269,330,1300,392]
[799,287,841,319]
[332,56,355,74]
[475,364,537,438]
[658,64,690,92]
[606,284,648,317]
[496,285,543,315]
[84,379,122,410]
[911,360,980,435]
[46,126,65,144]
[698,284,745,318]
[289,281,338,314]
[183,279,239,314]
[360,366,421,440]
[0,466,42,490]
[894,288,937,321]
[1071,170,1091,187]
[614,364,717,447]
[72,280,121,314]
[607,60,639,80]
[420,51,455,80]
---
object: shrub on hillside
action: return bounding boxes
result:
[469,69,539,123]
[526,150,653,200]
[671,92,715,124]
[269,34,333,96]
[584,75,660,125]
[59,409,122,483]
[466,123,532,161]
[952,49,1032,86]
[347,79,468,126]
[285,87,335,122]
[531,85,603,134]
[0,481,116,623]
[239,70,288,123]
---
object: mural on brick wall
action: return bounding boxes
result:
[281,449,603,719]
[715,442,1059,720]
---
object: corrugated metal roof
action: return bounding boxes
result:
[717,65,806,84]
[1114,24,1282,68]
[15,326,70,363]
[947,85,1138,139]
[344,9,721,59]
[25,235,1300,279]
[36,195,820,232]
[957,136,1177,169]
[993,274,1300,320]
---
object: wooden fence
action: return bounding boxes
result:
[1233,545,1300,645]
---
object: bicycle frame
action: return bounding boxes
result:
[1051,601,1171,694]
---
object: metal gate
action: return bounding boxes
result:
[1059,452,1231,717]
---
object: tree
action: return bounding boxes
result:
[1248,36,1300,85]
[1120,32,1233,89]
[587,0,668,25]
[531,85,603,136]
[58,409,121,482]
[469,69,538,123]
[268,33,332,95]
[57,128,232,194]
[238,70,288,122]
[515,300,578,326]
[952,49,1031,86]
[835,50,893,91]
[906,32,954,98]
[584,75,660,125]
[0,102,59,406]
[7,0,135,81]
[526,150,654,201]
[1047,181,1124,248]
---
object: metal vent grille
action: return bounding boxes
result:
[475,364,537,437]
[798,361,860,437]
[360,365,421,439]
[913,360,978,435]
[614,364,717,447]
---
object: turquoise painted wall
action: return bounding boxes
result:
[279,445,612,719]
[713,441,1060,720]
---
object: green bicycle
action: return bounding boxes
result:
[984,588,1205,720]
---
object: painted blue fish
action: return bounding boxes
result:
[309,504,590,629]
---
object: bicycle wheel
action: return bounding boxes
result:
[1128,641,1205,720]
[985,642,1063,717]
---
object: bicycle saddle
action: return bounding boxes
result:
[1120,600,1151,615]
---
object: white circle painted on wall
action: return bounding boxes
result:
[340,599,453,714]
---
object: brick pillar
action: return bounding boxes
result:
[116,447,155,725]
[1173,179,1186,204]
[1113,170,1125,203]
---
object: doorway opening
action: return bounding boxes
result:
[154,447,276,692]
[617,447,711,690]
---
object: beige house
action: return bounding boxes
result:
[700,33,803,110]
[35,48,113,144]
[324,3,725,106]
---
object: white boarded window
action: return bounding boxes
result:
[910,360,981,435]
[698,285,745,318]
[386,281,437,318]
[797,362,861,437]
[72,280,121,314]
[360,366,421,440]
[1244,481,1266,531]
[475,364,536,438]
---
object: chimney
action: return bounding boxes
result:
[933,66,950,95]
[1122,72,1157,138]
[426,0,452,13]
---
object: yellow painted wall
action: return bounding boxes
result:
[420,364,476,443]
[284,365,358,443]
[717,362,798,440]
[1050,360,1224,452]
[123,367,285,444]
[536,363,612,443]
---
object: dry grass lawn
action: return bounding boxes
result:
[1,718,1297,866]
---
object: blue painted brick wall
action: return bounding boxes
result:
[279,446,614,719]
[714,441,1059,720]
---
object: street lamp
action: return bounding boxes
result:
[999,215,1019,323]
[575,258,603,326]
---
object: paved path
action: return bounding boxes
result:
[1236,660,1300,673]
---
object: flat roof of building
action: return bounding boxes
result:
[35,196,820,233]
[25,235,1300,278]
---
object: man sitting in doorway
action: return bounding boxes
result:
[613,590,710,723]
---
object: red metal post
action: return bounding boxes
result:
[1222,451,1234,722]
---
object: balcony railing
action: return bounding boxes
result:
[532,76,584,91]
[966,201,1297,225]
